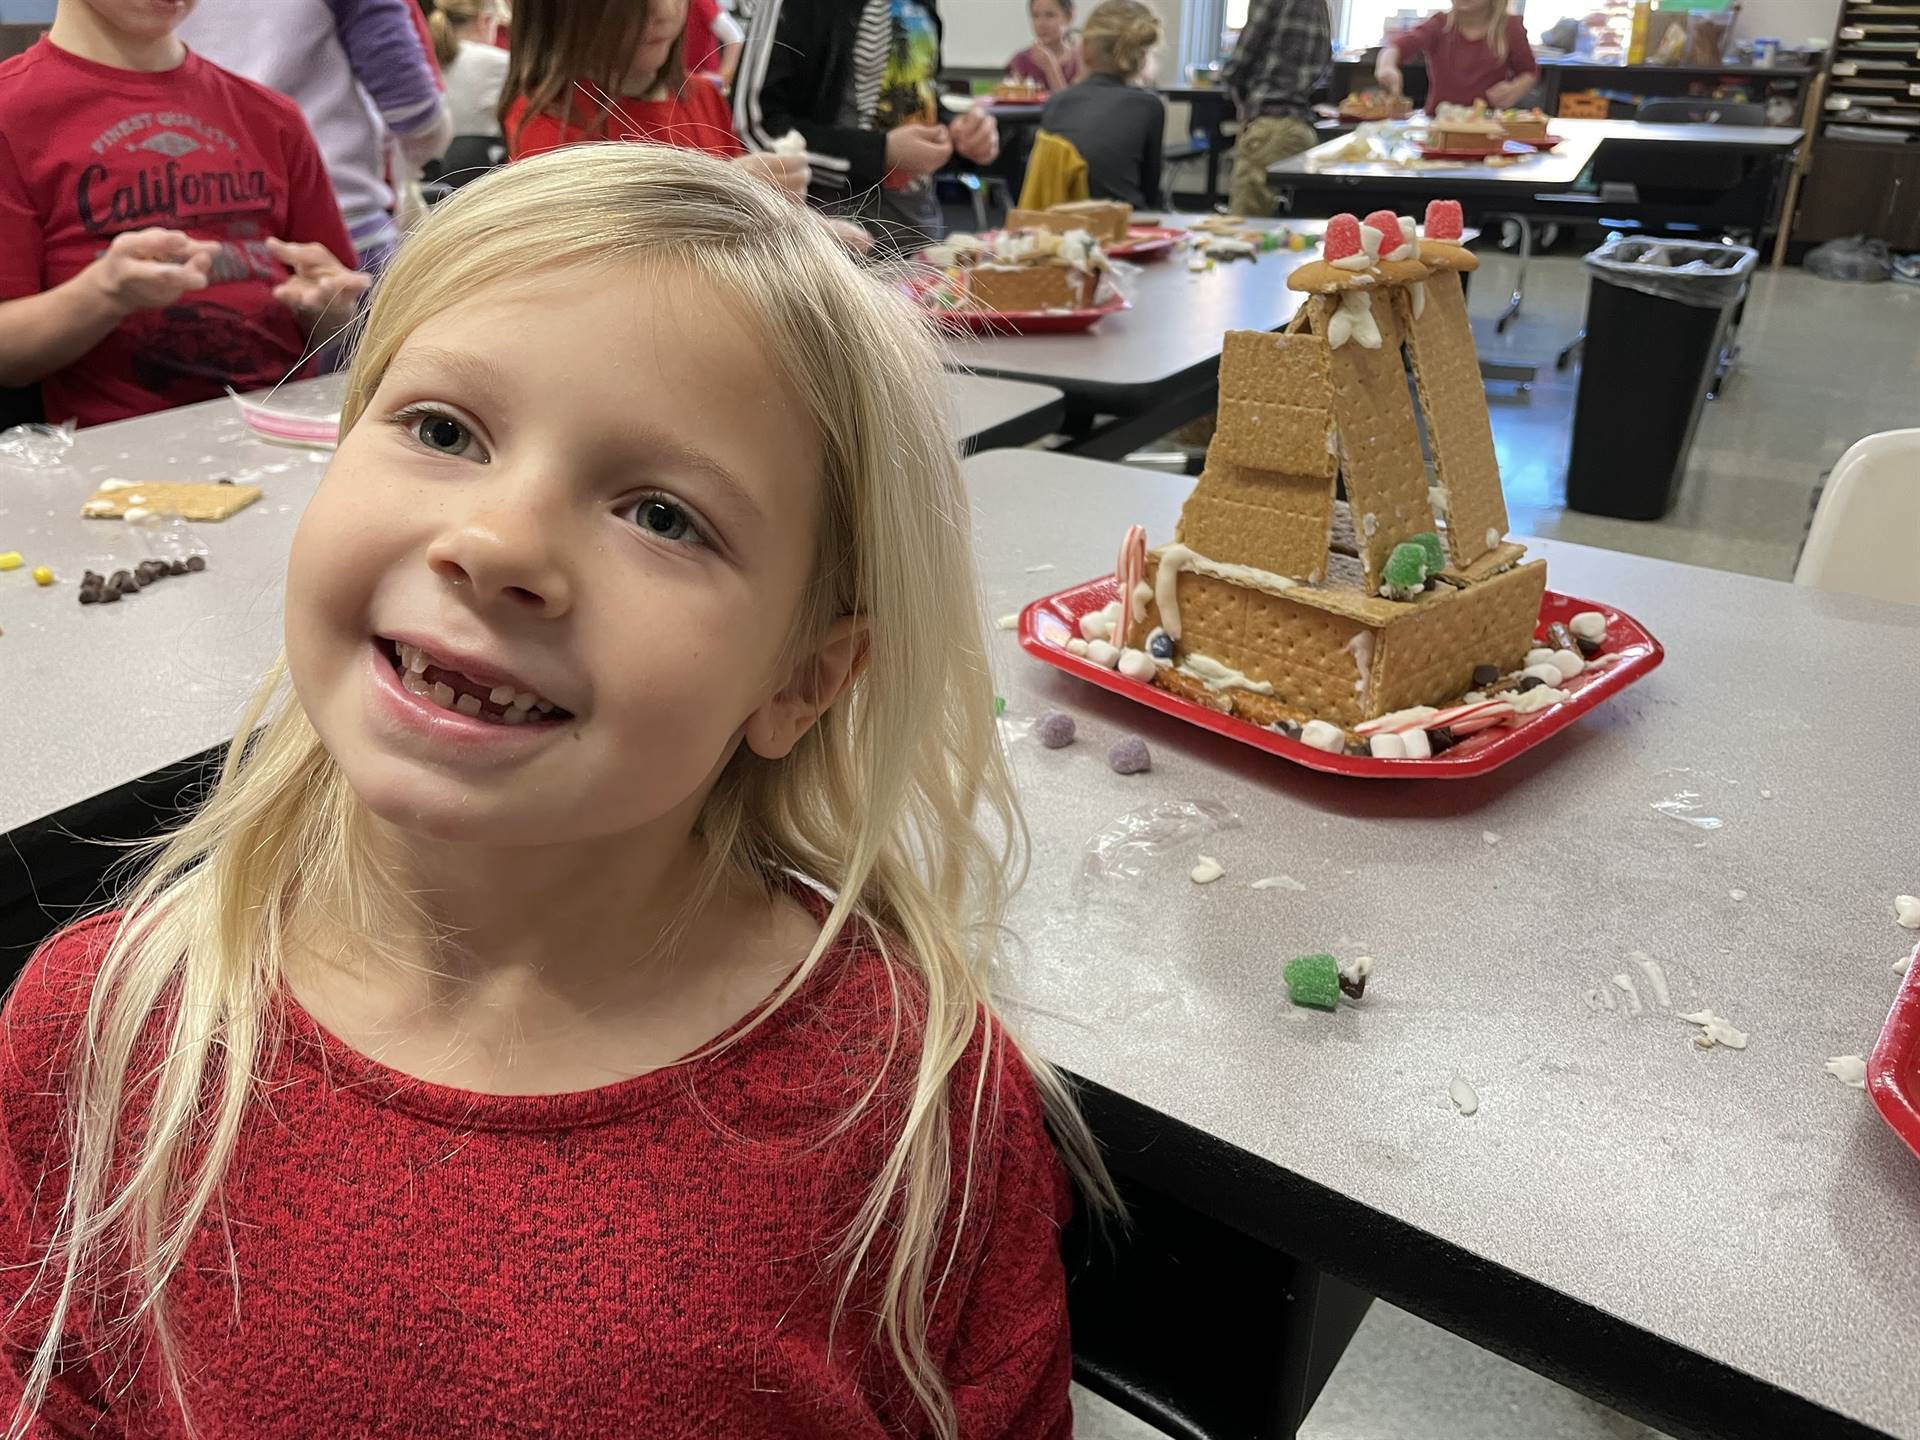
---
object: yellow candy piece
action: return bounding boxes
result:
[0,551,21,570]
[32,565,54,586]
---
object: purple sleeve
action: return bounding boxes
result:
[325,0,445,137]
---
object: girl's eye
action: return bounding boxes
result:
[397,408,483,459]
[621,495,705,546]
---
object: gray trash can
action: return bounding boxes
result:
[1567,237,1757,521]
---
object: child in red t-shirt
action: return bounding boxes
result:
[502,0,786,176]
[0,0,367,428]
[1376,0,1540,111]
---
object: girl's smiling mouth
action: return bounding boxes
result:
[372,636,574,728]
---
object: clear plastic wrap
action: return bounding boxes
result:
[0,420,77,469]
[1080,797,1241,885]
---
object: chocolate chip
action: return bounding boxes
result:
[82,570,104,587]
[78,586,101,605]
[168,558,188,575]
[185,555,206,572]
[1471,664,1500,689]
[1273,719,1302,740]
[216,477,235,485]
[98,584,121,603]
[109,569,136,594]
[1344,739,1370,756]
[1574,634,1602,659]
[1338,972,1369,1000]
[1513,674,1543,693]
[1428,725,1457,752]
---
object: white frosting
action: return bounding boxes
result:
[1131,580,1153,627]
[1525,647,1556,669]
[1682,1009,1749,1050]
[1895,894,1920,929]
[1359,224,1384,259]
[1825,1055,1868,1089]
[1329,253,1373,272]
[1521,663,1564,687]
[1428,485,1450,523]
[1632,952,1671,1008]
[1326,289,1381,350]
[1361,512,1378,537]
[1508,684,1568,714]
[1345,631,1373,697]
[1611,974,1644,1016]
[1179,652,1275,696]
[1486,526,1501,550]
[1250,875,1308,891]
[1153,543,1193,641]
[1300,719,1344,752]
[1449,1076,1480,1117]
[1410,280,1426,319]
[1190,856,1225,885]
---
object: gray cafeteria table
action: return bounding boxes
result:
[940,215,1324,461]
[968,449,1919,1440]
[0,369,1065,958]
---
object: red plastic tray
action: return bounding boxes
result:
[1509,134,1564,150]
[1414,138,1536,160]
[1871,947,1920,1159]
[907,275,1129,335]
[1107,225,1184,260]
[1017,574,1665,778]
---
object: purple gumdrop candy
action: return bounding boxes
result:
[1036,710,1077,749]
[1107,734,1151,775]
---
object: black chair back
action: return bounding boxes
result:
[420,134,509,202]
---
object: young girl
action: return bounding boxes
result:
[0,146,1109,1438]
[1005,0,1081,93]
[1038,0,1166,208]
[430,0,511,137]
[1376,0,1540,111]
[500,0,802,197]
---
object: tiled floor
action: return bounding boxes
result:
[1468,247,1920,581]
[1072,248,1920,1439]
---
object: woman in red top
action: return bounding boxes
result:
[1376,0,1539,111]
[501,0,799,185]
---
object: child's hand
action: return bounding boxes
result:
[731,151,811,201]
[824,218,875,255]
[883,123,954,180]
[87,228,220,315]
[266,237,371,325]
[1376,63,1404,97]
[948,110,1000,166]
[1486,76,1533,108]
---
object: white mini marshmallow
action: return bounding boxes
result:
[1399,727,1432,759]
[1369,732,1407,759]
[1086,640,1121,668]
[1522,663,1564,686]
[1569,610,1608,644]
[1550,648,1585,682]
[1117,648,1157,682]
[1525,647,1556,669]
[1300,719,1345,753]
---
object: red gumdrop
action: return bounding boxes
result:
[1323,213,1362,261]
[1362,209,1401,245]
[1425,199,1464,240]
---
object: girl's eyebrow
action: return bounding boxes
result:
[382,345,509,409]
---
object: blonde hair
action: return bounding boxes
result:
[7,146,1114,1440]
[1446,0,1512,62]
[1081,0,1162,79]
[427,0,497,69]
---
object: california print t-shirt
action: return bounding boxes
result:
[0,41,355,427]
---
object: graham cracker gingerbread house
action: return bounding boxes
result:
[1070,202,1559,757]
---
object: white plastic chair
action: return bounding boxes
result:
[1794,428,1920,606]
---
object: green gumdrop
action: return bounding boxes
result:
[1259,230,1283,251]
[1285,953,1342,1010]
[994,695,1007,716]
[1381,541,1429,591]
[1410,531,1446,574]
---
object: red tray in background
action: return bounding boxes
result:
[1414,138,1537,160]
[1106,224,1184,260]
[1017,575,1665,779]
[1871,948,1920,1159]
[906,275,1129,335]
[1509,134,1564,150]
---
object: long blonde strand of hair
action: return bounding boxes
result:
[9,146,1115,1440]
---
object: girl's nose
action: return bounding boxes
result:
[425,501,574,618]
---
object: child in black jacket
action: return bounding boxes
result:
[733,0,998,253]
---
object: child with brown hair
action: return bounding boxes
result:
[1036,0,1166,207]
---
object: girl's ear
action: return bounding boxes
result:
[743,616,870,761]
